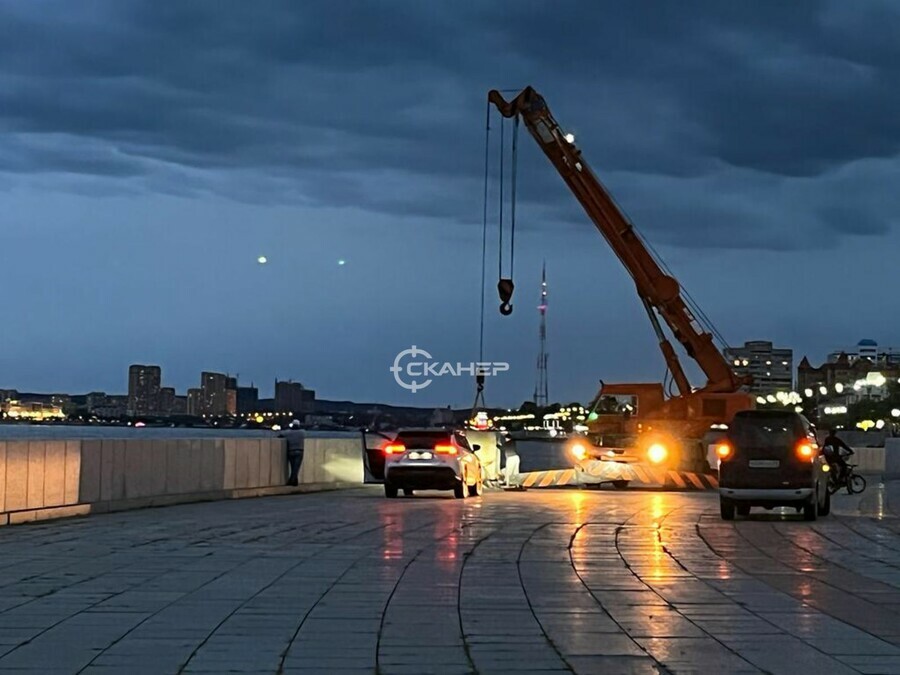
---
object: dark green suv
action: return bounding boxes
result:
[717,410,831,521]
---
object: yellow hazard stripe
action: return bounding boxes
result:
[519,467,716,490]
[685,472,706,490]
[650,467,668,484]
[520,472,542,488]
[667,471,687,488]
[539,471,559,487]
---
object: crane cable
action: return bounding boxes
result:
[498,114,504,278]
[496,115,519,315]
[474,99,492,418]
[510,115,519,280]
[479,99,491,363]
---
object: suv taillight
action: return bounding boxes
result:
[796,442,815,461]
[715,442,732,460]
[384,443,405,455]
[434,443,457,455]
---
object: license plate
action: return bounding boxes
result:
[408,451,433,460]
[749,459,780,469]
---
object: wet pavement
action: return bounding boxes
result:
[0,484,899,674]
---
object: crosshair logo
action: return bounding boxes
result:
[390,345,434,393]
[390,345,509,393]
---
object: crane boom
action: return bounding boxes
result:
[488,86,742,396]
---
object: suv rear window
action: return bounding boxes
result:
[394,430,453,449]
[730,413,803,447]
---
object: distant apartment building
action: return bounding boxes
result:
[172,395,188,415]
[127,364,161,416]
[85,391,107,412]
[723,341,793,394]
[187,388,203,416]
[200,372,227,415]
[255,398,275,413]
[85,392,127,417]
[274,380,315,415]
[158,387,176,415]
[237,386,259,414]
[199,372,237,415]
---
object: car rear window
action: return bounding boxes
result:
[394,431,452,448]
[730,414,802,447]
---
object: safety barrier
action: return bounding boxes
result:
[517,460,719,490]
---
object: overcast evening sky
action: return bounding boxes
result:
[2,0,899,407]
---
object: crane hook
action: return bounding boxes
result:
[498,278,514,315]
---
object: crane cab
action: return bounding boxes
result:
[586,382,754,473]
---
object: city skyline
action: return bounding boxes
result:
[2,338,892,405]
[2,363,311,403]
[2,2,899,407]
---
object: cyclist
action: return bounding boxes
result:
[822,428,854,483]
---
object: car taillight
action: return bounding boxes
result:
[715,443,732,460]
[384,443,405,455]
[796,442,815,461]
[434,443,457,455]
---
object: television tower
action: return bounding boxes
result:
[533,262,549,407]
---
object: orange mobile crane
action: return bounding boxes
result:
[488,86,752,473]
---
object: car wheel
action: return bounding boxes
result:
[720,497,735,521]
[819,487,831,516]
[612,480,630,490]
[736,504,750,517]
[468,474,483,497]
[384,484,398,499]
[403,488,414,497]
[454,480,466,499]
[803,496,818,521]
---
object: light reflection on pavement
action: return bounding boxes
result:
[0,485,897,674]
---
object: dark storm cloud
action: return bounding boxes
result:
[1,0,899,249]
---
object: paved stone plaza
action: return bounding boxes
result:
[1,486,899,674]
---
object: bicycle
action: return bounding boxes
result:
[827,463,867,495]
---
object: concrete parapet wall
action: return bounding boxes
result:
[885,438,900,479]
[0,434,364,526]
[851,446,886,474]
[299,437,366,484]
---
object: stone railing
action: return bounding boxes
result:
[0,434,365,526]
[885,438,900,479]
